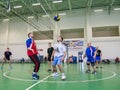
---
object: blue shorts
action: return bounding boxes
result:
[96,56,101,61]
[52,56,63,66]
[87,57,95,63]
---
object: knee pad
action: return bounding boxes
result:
[86,62,90,65]
[91,62,95,67]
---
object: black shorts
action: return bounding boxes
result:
[5,57,10,60]
[48,56,53,61]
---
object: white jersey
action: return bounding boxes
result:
[54,42,66,57]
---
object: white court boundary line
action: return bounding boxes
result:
[44,71,116,83]
[3,72,37,82]
[43,69,116,83]
[3,69,116,83]
[25,75,51,90]
[25,69,116,90]
[4,71,51,90]
[3,69,117,89]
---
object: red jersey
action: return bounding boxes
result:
[26,38,38,56]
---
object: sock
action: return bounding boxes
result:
[55,72,58,74]
[62,73,65,76]
[32,72,36,74]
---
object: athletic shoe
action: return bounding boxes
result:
[32,73,39,80]
[92,71,97,74]
[47,69,52,72]
[52,72,59,77]
[9,66,13,70]
[96,66,98,68]
[85,69,91,73]
[0,66,3,70]
[61,75,66,80]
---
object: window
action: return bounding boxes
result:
[33,30,53,40]
[92,26,119,37]
[61,28,84,39]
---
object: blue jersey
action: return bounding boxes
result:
[86,46,96,59]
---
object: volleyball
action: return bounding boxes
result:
[54,14,61,21]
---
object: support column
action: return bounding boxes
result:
[119,26,120,36]
[4,20,10,48]
[84,9,92,45]
[53,22,60,43]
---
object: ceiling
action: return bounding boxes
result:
[0,0,119,40]
[0,0,120,19]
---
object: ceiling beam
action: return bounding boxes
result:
[0,1,53,39]
[109,0,115,6]
[20,0,36,15]
[38,0,55,26]
[108,0,115,15]
[87,0,93,10]
[44,0,53,13]
[68,0,72,11]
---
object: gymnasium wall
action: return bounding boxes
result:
[0,9,120,60]
[89,9,120,60]
[92,40,120,59]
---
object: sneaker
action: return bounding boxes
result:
[47,69,52,72]
[9,66,13,70]
[0,66,3,70]
[52,72,59,77]
[92,71,97,74]
[96,66,98,68]
[85,69,91,73]
[100,66,102,69]
[61,75,66,80]
[32,73,39,80]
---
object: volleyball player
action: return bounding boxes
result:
[95,46,102,68]
[84,42,97,74]
[26,32,40,80]
[1,48,12,69]
[47,42,54,72]
[51,36,66,80]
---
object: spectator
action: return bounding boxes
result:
[115,57,119,64]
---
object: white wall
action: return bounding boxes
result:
[0,21,8,44]
[89,9,120,59]
[8,20,28,43]
[90,10,120,26]
[0,45,6,59]
[36,40,53,56]
[92,40,120,59]
[0,9,120,60]
[60,10,85,29]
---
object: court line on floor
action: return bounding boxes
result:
[43,69,116,83]
[25,75,51,90]
[3,71,37,82]
[3,69,117,84]
[4,71,51,90]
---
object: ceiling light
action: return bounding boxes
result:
[28,16,34,19]
[42,15,49,17]
[14,5,22,9]
[3,19,9,21]
[94,9,103,12]
[53,0,62,3]
[32,3,40,6]
[58,13,66,16]
[114,8,120,11]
